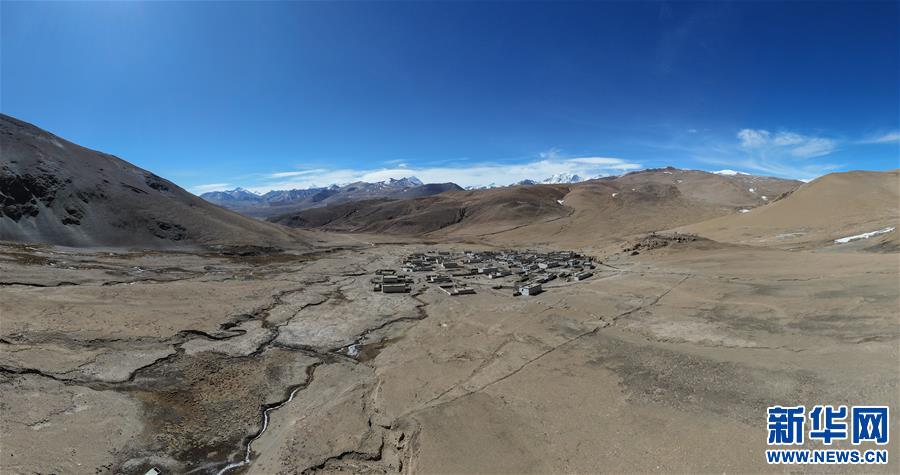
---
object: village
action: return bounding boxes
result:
[371,249,596,297]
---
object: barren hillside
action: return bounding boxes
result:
[680,170,899,250]
[0,114,312,249]
[271,185,571,235]
[273,167,801,248]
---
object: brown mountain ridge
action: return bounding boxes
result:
[270,167,803,247]
[0,114,312,249]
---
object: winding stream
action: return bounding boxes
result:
[216,379,312,475]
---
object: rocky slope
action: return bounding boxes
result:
[0,114,311,249]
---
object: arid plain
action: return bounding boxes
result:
[2,232,897,474]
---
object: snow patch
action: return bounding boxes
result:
[761,195,768,201]
[611,193,618,198]
[775,232,806,239]
[466,182,500,190]
[834,227,895,244]
[556,199,565,205]
[739,209,751,213]
[748,188,756,193]
[713,169,749,176]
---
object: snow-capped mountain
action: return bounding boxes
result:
[541,173,585,184]
[201,177,460,217]
[465,182,501,190]
[712,169,750,176]
[200,187,263,202]
[389,176,423,187]
[261,186,338,204]
[469,174,586,189]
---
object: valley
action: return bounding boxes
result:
[3,2,897,472]
[1,115,897,473]
[2,233,897,473]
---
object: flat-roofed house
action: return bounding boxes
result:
[427,274,452,283]
[519,283,543,296]
[575,271,593,281]
[382,283,410,293]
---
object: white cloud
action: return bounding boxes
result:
[859,131,900,144]
[538,148,563,160]
[772,132,805,146]
[269,169,326,178]
[737,129,770,148]
[736,128,836,158]
[789,137,837,158]
[247,155,641,193]
[697,155,839,182]
[191,183,230,193]
[676,128,845,181]
[567,156,640,169]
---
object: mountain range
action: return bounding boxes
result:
[461,172,587,190]
[269,167,804,244]
[200,173,593,216]
[200,177,462,218]
[2,113,896,253]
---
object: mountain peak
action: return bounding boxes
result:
[201,176,458,217]
[712,169,750,176]
[200,188,263,202]
[542,173,584,184]
[386,176,423,186]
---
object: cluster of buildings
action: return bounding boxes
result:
[372,249,595,297]
[371,269,413,293]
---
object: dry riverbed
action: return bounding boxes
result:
[1,239,897,473]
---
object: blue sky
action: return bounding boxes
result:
[2,1,898,192]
